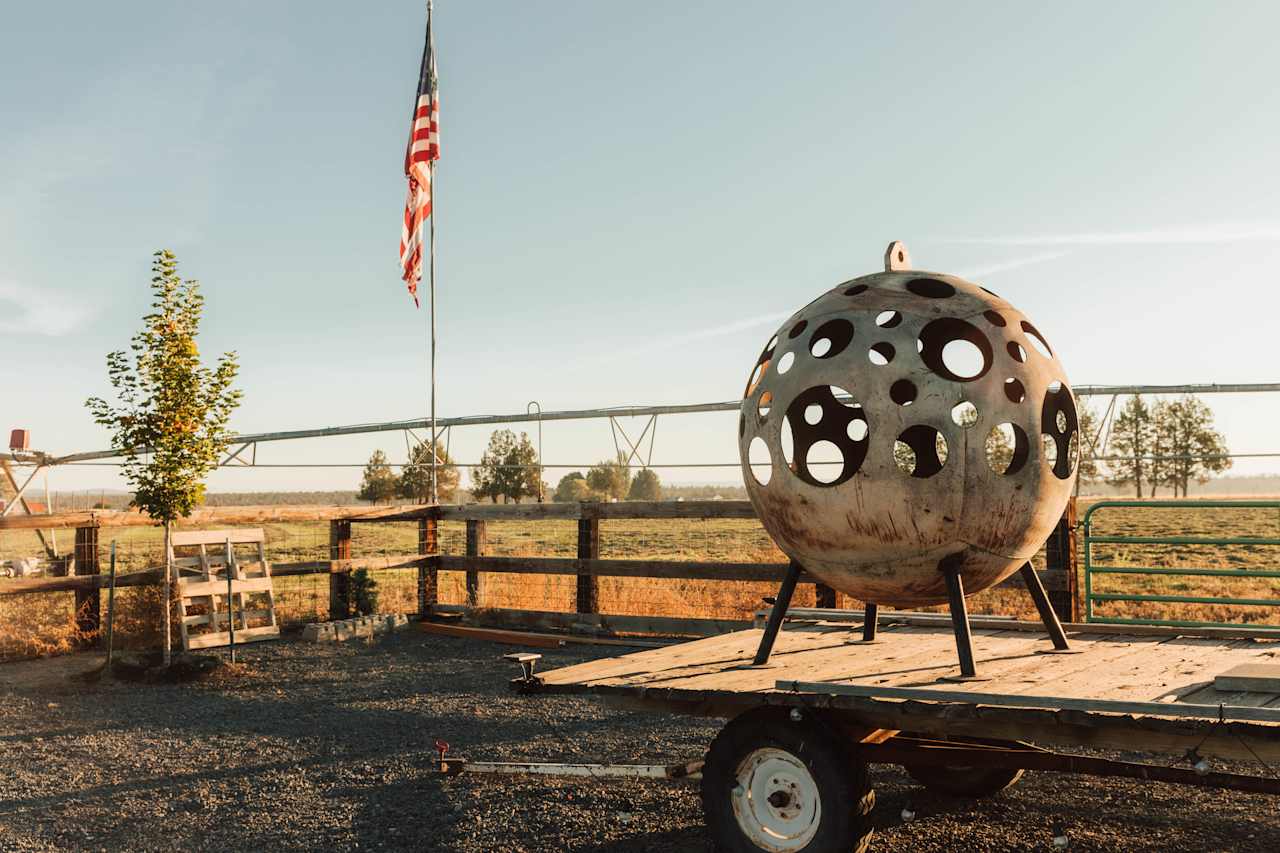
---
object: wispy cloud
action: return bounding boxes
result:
[941,222,1280,247]
[957,250,1072,279]
[0,281,93,336]
[604,310,791,361]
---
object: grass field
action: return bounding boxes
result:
[2,499,1278,660]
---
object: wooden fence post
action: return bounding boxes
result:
[576,509,600,615]
[329,520,352,620]
[1044,498,1079,622]
[465,519,485,607]
[418,516,438,618]
[73,525,100,637]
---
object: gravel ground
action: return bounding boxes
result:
[0,631,1278,852]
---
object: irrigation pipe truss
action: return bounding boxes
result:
[6,382,1280,468]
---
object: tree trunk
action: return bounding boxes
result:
[163,520,173,667]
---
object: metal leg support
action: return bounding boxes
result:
[1020,562,1071,650]
[943,568,977,679]
[753,560,803,665]
[862,602,878,642]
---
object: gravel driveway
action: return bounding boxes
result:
[0,630,1276,851]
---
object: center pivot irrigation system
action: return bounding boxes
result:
[4,383,1279,484]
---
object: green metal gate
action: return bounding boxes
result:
[1083,500,1280,629]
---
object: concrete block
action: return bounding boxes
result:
[302,623,335,643]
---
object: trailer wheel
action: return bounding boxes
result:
[701,708,874,852]
[904,763,1024,798]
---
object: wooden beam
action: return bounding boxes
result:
[0,554,432,597]
[73,526,100,635]
[418,516,438,617]
[328,520,351,620]
[419,620,667,649]
[436,555,797,583]
[465,519,486,607]
[0,503,438,532]
[430,604,750,638]
[576,517,599,614]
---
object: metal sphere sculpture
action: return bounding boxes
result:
[739,242,1079,608]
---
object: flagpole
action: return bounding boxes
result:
[428,157,438,504]
[427,0,438,506]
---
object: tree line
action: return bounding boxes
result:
[358,394,1233,503]
[356,434,664,504]
[1105,395,1230,497]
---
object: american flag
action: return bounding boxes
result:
[399,7,440,306]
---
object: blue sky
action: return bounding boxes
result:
[3,1,1279,493]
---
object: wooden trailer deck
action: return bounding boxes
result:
[530,614,1280,764]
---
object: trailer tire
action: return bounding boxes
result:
[904,763,1024,798]
[701,708,874,852]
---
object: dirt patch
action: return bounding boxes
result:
[0,632,1277,851]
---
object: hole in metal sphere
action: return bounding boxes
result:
[895,425,948,478]
[983,310,1006,327]
[890,380,917,406]
[987,423,1029,475]
[788,320,807,339]
[1007,341,1027,363]
[876,310,903,329]
[906,278,955,299]
[810,318,854,360]
[748,437,772,485]
[1004,377,1026,403]
[844,283,869,296]
[951,401,978,427]
[868,342,895,366]
[776,351,795,375]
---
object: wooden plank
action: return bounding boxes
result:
[590,500,758,520]
[436,555,797,583]
[183,608,272,627]
[421,621,568,648]
[185,624,279,650]
[178,577,274,598]
[430,604,750,637]
[0,555,429,595]
[437,503,581,521]
[171,528,265,546]
[778,680,1280,724]
[420,621,668,649]
[775,608,1280,641]
[555,684,1280,764]
[0,569,162,595]
[1215,663,1280,693]
[0,503,437,532]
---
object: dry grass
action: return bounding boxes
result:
[2,499,1278,659]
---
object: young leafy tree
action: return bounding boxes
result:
[1108,395,1153,497]
[587,452,632,501]
[627,468,662,501]
[85,250,241,665]
[357,450,399,504]
[398,440,458,503]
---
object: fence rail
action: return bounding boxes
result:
[0,499,1079,647]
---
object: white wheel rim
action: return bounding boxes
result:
[731,747,821,851]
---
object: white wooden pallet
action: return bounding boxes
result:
[170,528,280,651]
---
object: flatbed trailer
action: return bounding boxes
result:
[513,610,1280,852]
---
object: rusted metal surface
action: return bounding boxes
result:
[739,242,1078,606]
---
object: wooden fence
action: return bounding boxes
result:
[0,499,1078,641]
